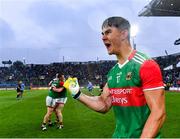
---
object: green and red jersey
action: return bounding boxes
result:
[48,78,67,98]
[107,50,164,138]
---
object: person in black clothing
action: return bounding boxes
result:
[16,81,22,99]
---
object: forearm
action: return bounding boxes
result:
[140,110,166,138]
[78,93,111,113]
[48,81,52,86]
[52,87,64,93]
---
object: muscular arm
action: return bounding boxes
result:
[78,83,112,113]
[140,88,166,138]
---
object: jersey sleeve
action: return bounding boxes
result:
[140,60,164,91]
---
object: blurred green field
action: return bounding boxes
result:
[0,89,179,138]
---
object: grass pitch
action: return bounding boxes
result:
[0,89,179,138]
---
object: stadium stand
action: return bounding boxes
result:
[0,52,180,91]
[138,0,180,16]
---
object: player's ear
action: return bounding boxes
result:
[121,30,128,41]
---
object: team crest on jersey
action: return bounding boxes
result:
[126,72,132,80]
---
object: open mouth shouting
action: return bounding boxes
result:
[104,42,112,50]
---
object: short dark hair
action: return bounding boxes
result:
[102,16,131,40]
[56,73,64,78]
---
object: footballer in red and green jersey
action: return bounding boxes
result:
[48,78,67,99]
[107,50,164,138]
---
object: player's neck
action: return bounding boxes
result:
[116,45,133,65]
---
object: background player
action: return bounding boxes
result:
[16,81,25,100]
[41,73,67,130]
[87,81,94,95]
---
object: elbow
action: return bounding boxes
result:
[95,104,111,114]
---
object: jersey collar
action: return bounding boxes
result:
[118,60,129,69]
[118,49,136,69]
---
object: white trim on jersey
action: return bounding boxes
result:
[132,58,143,64]
[143,86,164,91]
[135,53,146,61]
[134,55,145,63]
[118,60,129,69]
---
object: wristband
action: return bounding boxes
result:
[73,90,81,99]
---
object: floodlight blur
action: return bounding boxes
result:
[131,24,139,37]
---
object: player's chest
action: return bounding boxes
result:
[108,65,141,88]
